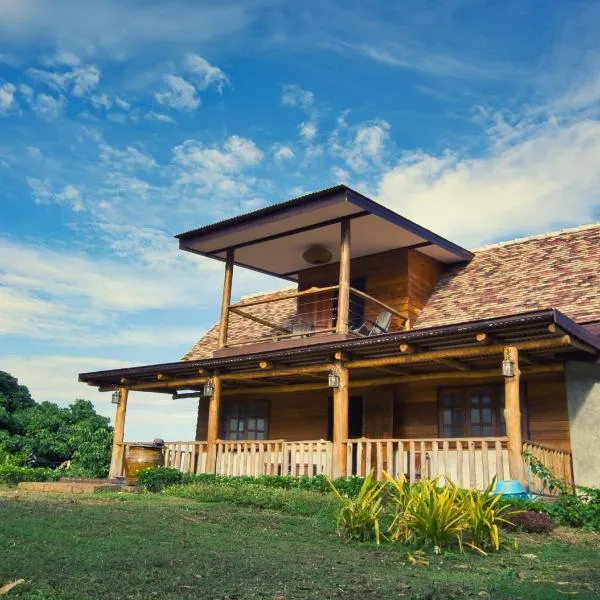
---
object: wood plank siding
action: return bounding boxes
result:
[195,372,571,451]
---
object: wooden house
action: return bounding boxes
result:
[79,185,600,490]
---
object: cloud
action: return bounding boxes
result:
[41,48,81,67]
[155,74,199,110]
[331,114,391,172]
[99,143,158,171]
[27,64,101,97]
[18,84,65,120]
[185,53,230,93]
[145,111,175,124]
[299,121,317,141]
[281,84,314,109]
[377,113,600,247]
[272,144,295,162]
[172,135,263,196]
[27,178,83,211]
[0,82,17,114]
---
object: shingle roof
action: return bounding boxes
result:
[183,222,600,361]
[414,223,600,329]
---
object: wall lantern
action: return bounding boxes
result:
[302,245,333,265]
[111,390,120,405]
[203,380,214,397]
[502,349,515,378]
[328,371,340,388]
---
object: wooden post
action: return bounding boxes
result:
[205,375,222,473]
[332,361,349,478]
[218,248,234,349]
[108,387,128,480]
[503,347,524,482]
[336,218,351,335]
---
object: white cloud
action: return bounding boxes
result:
[0,82,17,114]
[27,64,101,97]
[377,114,600,247]
[145,111,175,124]
[41,49,82,67]
[173,135,263,195]
[20,89,65,120]
[185,53,230,93]
[281,84,314,109]
[99,143,158,171]
[155,74,199,110]
[299,121,317,141]
[331,114,391,172]
[272,144,295,162]
[27,178,83,211]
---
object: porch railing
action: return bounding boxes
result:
[522,440,574,494]
[345,437,510,489]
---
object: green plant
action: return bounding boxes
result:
[0,465,59,485]
[462,479,518,552]
[327,470,385,544]
[385,472,419,542]
[507,511,555,533]
[136,466,183,492]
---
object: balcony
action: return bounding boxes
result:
[216,284,409,355]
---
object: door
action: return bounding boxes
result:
[328,395,363,475]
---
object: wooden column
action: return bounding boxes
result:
[503,347,524,482]
[217,249,234,349]
[205,375,222,473]
[336,219,351,335]
[108,387,128,480]
[332,361,349,478]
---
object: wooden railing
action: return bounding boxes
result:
[120,441,208,477]
[345,438,510,489]
[214,439,333,477]
[523,441,574,495]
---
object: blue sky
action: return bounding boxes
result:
[1,0,600,440]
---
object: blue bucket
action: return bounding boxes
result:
[494,480,528,498]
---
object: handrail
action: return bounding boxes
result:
[228,285,339,309]
[348,287,408,323]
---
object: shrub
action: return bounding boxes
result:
[328,470,385,544]
[0,465,59,485]
[507,511,555,533]
[165,481,335,516]
[136,467,183,492]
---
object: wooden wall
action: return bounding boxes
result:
[297,247,441,330]
[194,372,571,450]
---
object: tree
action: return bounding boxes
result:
[0,371,113,477]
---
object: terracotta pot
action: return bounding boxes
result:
[125,444,164,485]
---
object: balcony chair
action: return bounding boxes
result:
[351,310,393,337]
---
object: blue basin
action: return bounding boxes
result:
[494,480,528,498]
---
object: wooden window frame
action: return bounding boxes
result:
[437,383,528,438]
[219,399,270,441]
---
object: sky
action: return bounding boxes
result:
[1,0,600,441]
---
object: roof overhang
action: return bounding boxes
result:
[79,309,600,391]
[176,185,473,280]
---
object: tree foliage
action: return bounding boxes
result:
[0,371,113,477]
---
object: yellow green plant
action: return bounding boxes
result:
[462,478,519,552]
[327,469,385,544]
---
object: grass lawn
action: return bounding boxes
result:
[1,489,599,600]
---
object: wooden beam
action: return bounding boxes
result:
[172,391,202,399]
[434,358,470,371]
[503,347,524,483]
[223,364,563,395]
[157,373,169,381]
[259,360,275,369]
[221,363,334,382]
[120,377,128,384]
[205,376,222,473]
[108,387,128,480]
[129,376,210,391]
[336,218,351,335]
[229,285,339,309]
[399,343,414,353]
[475,331,539,364]
[229,306,290,333]
[217,248,234,349]
[332,360,349,478]
[475,332,488,343]
[347,336,571,370]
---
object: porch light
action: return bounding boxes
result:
[328,371,340,388]
[502,354,515,378]
[111,390,120,405]
[302,244,332,265]
[203,380,214,397]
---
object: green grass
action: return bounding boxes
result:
[1,489,599,599]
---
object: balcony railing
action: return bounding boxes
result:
[224,285,408,348]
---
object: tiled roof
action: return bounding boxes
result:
[414,223,600,328]
[183,222,600,360]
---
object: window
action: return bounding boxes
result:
[220,400,269,440]
[438,385,526,438]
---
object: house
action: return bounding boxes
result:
[79,185,600,490]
